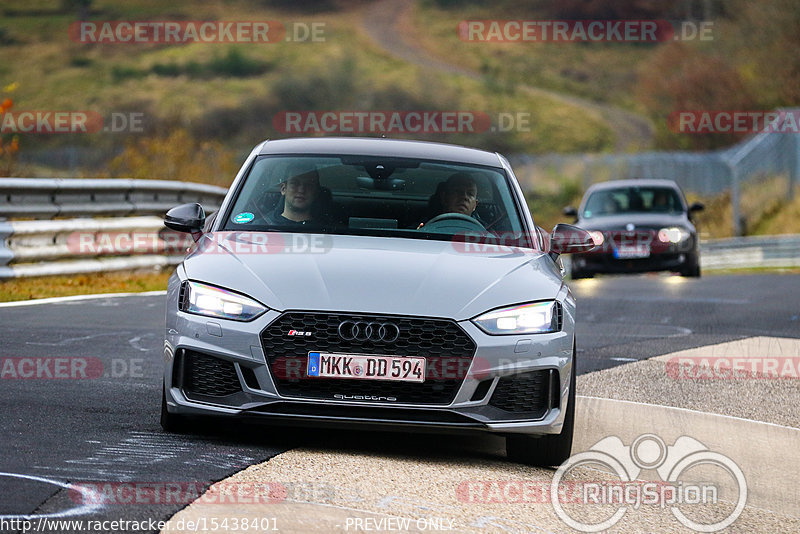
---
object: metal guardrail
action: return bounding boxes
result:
[700,235,800,270]
[0,178,227,219]
[1,178,798,279]
[0,178,227,279]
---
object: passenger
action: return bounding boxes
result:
[601,194,619,215]
[652,189,671,211]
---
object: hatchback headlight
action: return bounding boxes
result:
[472,301,560,335]
[657,227,690,243]
[182,281,267,321]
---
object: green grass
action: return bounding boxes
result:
[2,0,614,168]
[412,1,656,111]
[703,266,800,275]
[0,269,171,302]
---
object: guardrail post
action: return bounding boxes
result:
[790,132,800,200]
[729,162,743,236]
[0,221,13,267]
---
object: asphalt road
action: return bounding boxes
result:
[0,273,797,532]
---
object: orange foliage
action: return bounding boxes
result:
[636,43,755,150]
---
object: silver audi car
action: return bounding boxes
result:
[161,137,593,466]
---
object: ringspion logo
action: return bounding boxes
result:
[551,434,747,532]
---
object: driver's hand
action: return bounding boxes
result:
[416,222,424,229]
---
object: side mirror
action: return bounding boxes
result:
[562,206,578,218]
[689,202,705,213]
[165,203,206,234]
[550,223,595,257]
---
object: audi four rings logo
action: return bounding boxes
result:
[338,321,400,342]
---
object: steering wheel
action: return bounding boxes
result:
[423,212,487,232]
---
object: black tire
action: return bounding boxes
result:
[570,268,593,280]
[506,344,576,467]
[680,254,701,278]
[160,383,194,433]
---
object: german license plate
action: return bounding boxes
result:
[614,244,650,259]
[307,352,425,383]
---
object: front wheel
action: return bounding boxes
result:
[570,269,593,280]
[506,345,576,467]
[160,382,195,433]
[680,254,701,278]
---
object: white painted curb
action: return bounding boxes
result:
[575,395,799,517]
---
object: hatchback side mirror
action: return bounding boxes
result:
[563,206,578,219]
[550,223,595,258]
[165,203,206,235]
[689,202,705,213]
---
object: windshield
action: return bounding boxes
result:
[582,186,684,218]
[221,155,529,245]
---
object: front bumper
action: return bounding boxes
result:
[163,273,575,436]
[572,251,693,274]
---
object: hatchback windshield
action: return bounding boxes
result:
[222,155,528,244]
[582,187,683,218]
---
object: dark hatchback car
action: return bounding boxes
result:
[563,179,704,278]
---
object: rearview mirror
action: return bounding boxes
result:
[550,223,595,257]
[164,203,206,235]
[562,206,578,218]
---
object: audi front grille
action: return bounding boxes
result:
[260,312,476,404]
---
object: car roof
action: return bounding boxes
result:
[585,179,681,192]
[257,137,503,167]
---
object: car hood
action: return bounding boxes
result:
[577,213,690,231]
[182,232,564,320]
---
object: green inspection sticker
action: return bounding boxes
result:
[232,212,255,224]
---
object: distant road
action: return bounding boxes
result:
[360,0,654,152]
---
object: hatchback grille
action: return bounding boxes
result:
[182,350,241,398]
[488,370,553,419]
[260,312,476,405]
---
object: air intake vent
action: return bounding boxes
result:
[178,281,189,311]
[182,350,241,398]
[488,369,553,419]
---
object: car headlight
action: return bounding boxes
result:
[182,281,267,321]
[472,301,560,335]
[657,227,690,243]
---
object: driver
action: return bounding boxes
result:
[266,163,322,226]
[418,172,479,229]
